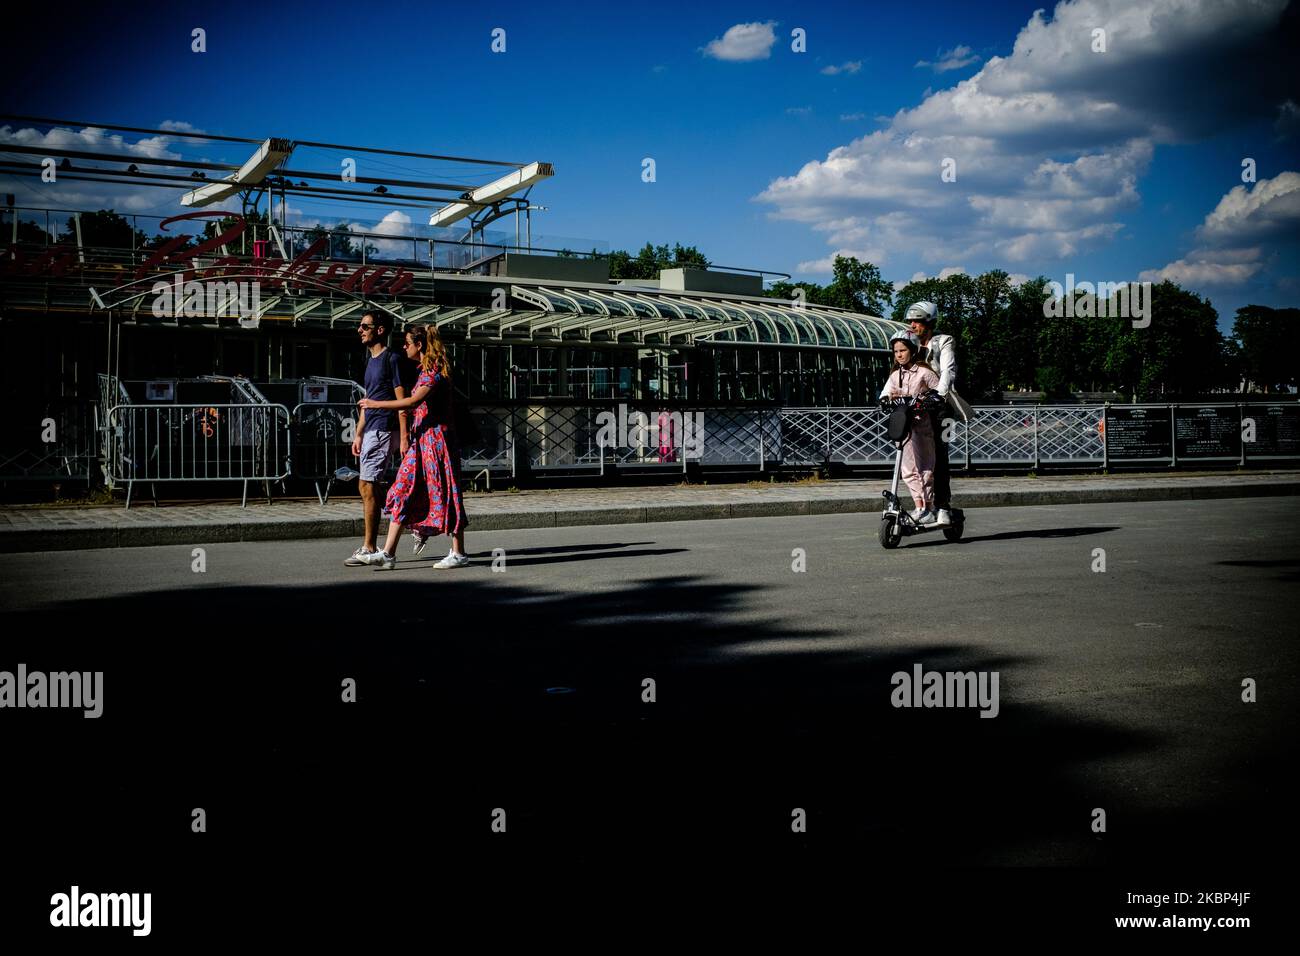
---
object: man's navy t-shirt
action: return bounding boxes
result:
[362,349,402,434]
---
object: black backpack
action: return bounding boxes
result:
[886,405,912,442]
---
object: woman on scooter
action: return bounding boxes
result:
[879,331,941,526]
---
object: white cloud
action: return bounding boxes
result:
[1196,171,1300,245]
[0,123,184,161]
[1142,172,1300,287]
[916,44,980,73]
[702,21,777,62]
[786,106,813,116]
[756,0,1295,275]
[821,61,862,76]
[1139,257,1264,286]
[840,113,867,122]
[363,210,419,259]
[797,247,888,274]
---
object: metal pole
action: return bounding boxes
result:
[1238,403,1246,467]
[1101,404,1109,469]
[1032,406,1040,470]
[1169,404,1177,468]
[964,412,972,471]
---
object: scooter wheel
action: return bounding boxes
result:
[879,516,902,549]
[942,521,964,542]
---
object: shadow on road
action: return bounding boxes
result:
[907,525,1121,547]
[2,568,1285,889]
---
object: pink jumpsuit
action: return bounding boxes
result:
[879,364,940,511]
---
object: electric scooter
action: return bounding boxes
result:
[878,393,965,549]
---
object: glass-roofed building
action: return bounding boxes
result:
[1,119,911,488]
[405,257,905,407]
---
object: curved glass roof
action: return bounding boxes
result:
[508,284,904,350]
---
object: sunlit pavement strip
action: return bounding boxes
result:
[0,471,1296,552]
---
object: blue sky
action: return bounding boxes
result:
[5,0,1299,330]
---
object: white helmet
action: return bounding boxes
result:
[888,330,922,357]
[904,300,938,326]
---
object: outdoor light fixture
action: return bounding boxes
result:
[428,161,554,227]
[180,137,293,207]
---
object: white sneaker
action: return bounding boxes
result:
[909,507,927,520]
[433,551,469,570]
[933,509,952,527]
[345,547,377,567]
[412,533,429,556]
[373,549,396,570]
[916,509,938,526]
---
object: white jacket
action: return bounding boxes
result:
[919,333,974,421]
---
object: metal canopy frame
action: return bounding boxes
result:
[496,284,903,350]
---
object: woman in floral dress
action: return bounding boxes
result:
[358,324,469,569]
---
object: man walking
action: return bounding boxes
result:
[905,300,974,528]
[345,310,409,566]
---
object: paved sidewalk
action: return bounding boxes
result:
[1,471,1296,552]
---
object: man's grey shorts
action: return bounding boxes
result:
[359,429,396,482]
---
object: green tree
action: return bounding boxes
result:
[300,220,376,261]
[58,210,149,249]
[766,280,826,305]
[14,219,52,245]
[823,256,893,316]
[1231,304,1299,392]
[1002,276,1050,392]
[1117,282,1231,399]
[605,242,711,280]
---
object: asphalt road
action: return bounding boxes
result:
[2,497,1296,930]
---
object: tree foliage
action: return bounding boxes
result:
[58,210,149,249]
[606,242,710,280]
[1231,304,1299,392]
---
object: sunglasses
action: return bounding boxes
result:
[358,323,376,330]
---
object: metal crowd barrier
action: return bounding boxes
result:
[0,399,100,484]
[61,395,1300,502]
[779,405,1108,468]
[106,402,291,507]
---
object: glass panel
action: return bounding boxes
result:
[586,291,635,316]
[737,348,758,402]
[646,297,685,319]
[668,300,707,321]
[618,294,663,318]
[780,349,802,404]
[758,307,809,345]
[716,348,739,403]
[837,315,871,349]
[756,349,777,401]
[807,313,836,346]
[563,289,610,315]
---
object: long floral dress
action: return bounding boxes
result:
[384,368,469,536]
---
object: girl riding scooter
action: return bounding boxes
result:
[878,331,941,525]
